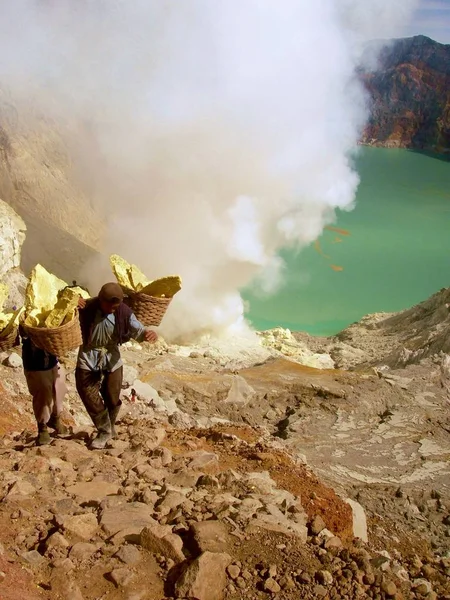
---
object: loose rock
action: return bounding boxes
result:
[63,514,98,542]
[175,551,231,600]
[107,568,135,588]
[140,524,185,562]
[264,577,281,593]
[114,545,142,565]
[227,564,241,580]
[310,515,326,535]
[189,520,232,554]
[5,352,22,369]
[381,577,397,597]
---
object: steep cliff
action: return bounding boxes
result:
[361,35,450,152]
[0,88,101,280]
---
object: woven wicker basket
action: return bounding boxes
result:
[21,311,82,356]
[0,326,19,352]
[123,289,172,326]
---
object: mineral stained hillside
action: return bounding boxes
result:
[1,203,450,599]
[361,35,450,152]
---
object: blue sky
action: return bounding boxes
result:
[406,0,450,42]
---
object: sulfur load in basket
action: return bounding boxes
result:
[0,283,22,351]
[21,265,90,355]
[110,254,181,326]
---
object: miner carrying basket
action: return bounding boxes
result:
[76,282,158,449]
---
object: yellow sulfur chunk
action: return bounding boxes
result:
[25,264,68,317]
[109,254,151,292]
[110,254,133,290]
[0,283,21,334]
[0,283,8,313]
[44,288,79,329]
[129,265,151,292]
[24,310,45,327]
[0,307,23,336]
[109,254,182,297]
[140,276,182,298]
[62,308,76,326]
[70,286,90,300]
[0,314,9,330]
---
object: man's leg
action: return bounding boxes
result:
[100,366,123,437]
[24,369,53,445]
[75,367,111,449]
[47,364,68,435]
[75,367,104,420]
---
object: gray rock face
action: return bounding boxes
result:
[0,199,26,279]
[1,268,28,310]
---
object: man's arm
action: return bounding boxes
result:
[128,313,158,343]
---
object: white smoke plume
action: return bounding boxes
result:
[0,0,417,340]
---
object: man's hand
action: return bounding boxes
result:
[144,329,158,343]
[78,297,87,309]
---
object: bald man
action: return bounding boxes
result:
[76,282,157,449]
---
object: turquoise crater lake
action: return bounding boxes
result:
[243,147,450,336]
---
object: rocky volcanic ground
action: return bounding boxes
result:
[0,297,449,600]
